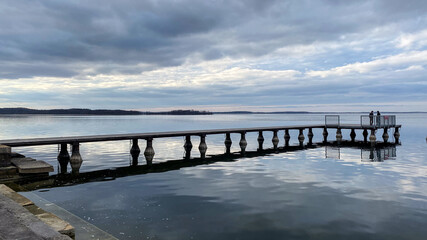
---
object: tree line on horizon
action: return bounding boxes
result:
[0,108,213,115]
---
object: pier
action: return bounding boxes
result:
[0,115,401,177]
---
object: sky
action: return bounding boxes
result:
[1,0,427,112]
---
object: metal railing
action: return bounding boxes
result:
[325,115,340,127]
[360,115,396,128]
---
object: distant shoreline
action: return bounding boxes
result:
[0,108,425,115]
[0,108,212,115]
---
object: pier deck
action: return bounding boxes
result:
[0,124,400,147]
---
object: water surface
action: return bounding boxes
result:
[1,113,426,239]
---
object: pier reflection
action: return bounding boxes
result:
[16,141,400,191]
[324,142,398,162]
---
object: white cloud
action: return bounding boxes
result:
[396,29,427,49]
[306,51,427,78]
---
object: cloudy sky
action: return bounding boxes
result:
[1,0,426,111]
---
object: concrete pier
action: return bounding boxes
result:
[0,116,401,170]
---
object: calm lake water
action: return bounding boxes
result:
[1,113,426,239]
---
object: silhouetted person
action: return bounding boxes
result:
[369,111,374,125]
[376,111,381,127]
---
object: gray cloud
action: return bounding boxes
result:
[1,0,427,78]
[1,0,427,111]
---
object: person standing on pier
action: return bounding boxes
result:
[376,111,381,127]
[369,111,374,125]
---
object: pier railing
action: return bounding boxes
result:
[325,115,340,127]
[360,115,396,128]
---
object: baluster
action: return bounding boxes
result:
[257,131,264,151]
[130,139,141,166]
[298,129,305,147]
[363,129,368,143]
[307,128,313,145]
[184,135,192,159]
[350,129,356,142]
[284,129,290,147]
[382,128,389,143]
[144,138,155,164]
[272,130,279,150]
[224,133,232,154]
[369,129,376,146]
[57,143,70,174]
[199,134,207,159]
[394,127,400,143]
[336,128,342,144]
[323,128,328,143]
[239,132,247,155]
[70,142,83,174]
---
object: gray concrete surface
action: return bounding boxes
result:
[23,192,118,240]
[0,145,11,167]
[11,158,53,174]
[0,193,71,240]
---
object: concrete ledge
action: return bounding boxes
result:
[11,158,54,174]
[0,184,74,239]
[0,184,33,206]
[0,191,71,240]
[36,212,75,238]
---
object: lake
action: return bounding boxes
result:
[1,113,426,239]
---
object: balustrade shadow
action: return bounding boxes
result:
[10,140,400,192]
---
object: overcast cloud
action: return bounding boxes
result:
[1,0,427,111]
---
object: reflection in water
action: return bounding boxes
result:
[17,145,308,190]
[325,143,397,162]
[17,141,399,191]
[362,146,396,162]
[5,113,425,240]
[17,139,427,240]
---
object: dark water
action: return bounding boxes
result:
[1,113,426,239]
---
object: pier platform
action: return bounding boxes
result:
[0,115,401,177]
[0,124,399,147]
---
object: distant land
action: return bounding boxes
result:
[0,108,212,115]
[0,108,425,115]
